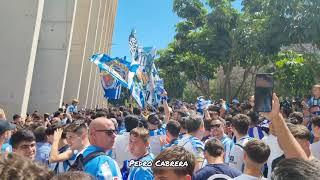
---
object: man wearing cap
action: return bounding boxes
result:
[0,120,16,153]
[66,99,79,114]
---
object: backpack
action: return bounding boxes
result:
[68,150,106,171]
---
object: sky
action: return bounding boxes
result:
[111,0,242,58]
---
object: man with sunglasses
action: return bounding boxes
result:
[84,117,121,179]
[210,119,234,163]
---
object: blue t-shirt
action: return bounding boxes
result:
[308,97,320,115]
[35,142,51,165]
[194,163,241,180]
[128,153,154,180]
[83,145,122,180]
[66,105,78,114]
[220,135,234,163]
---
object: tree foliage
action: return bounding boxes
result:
[156,0,320,101]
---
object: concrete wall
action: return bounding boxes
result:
[0,0,117,117]
[63,0,92,105]
[0,0,44,119]
[28,0,77,114]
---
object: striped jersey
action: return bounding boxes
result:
[149,124,166,156]
[178,134,205,161]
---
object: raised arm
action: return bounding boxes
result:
[162,91,171,123]
[262,93,307,160]
[49,128,73,163]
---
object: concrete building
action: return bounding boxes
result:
[0,0,118,119]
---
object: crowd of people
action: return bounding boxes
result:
[0,85,320,180]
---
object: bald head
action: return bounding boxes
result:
[89,117,116,151]
[89,117,114,131]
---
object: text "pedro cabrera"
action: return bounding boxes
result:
[128,160,189,167]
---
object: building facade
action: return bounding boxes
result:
[0,0,117,119]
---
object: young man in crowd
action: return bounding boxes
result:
[194,138,241,179]
[272,123,315,170]
[152,146,195,180]
[46,125,70,173]
[66,99,79,114]
[0,120,15,153]
[229,114,252,171]
[210,118,234,163]
[178,116,205,171]
[34,126,51,165]
[113,115,140,169]
[234,139,270,180]
[12,114,24,126]
[160,120,180,151]
[49,120,90,168]
[311,116,320,159]
[178,117,188,139]
[147,114,166,156]
[128,127,154,180]
[307,84,320,116]
[11,129,36,160]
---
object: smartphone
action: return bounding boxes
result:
[254,73,273,112]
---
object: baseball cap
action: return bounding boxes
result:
[0,120,16,134]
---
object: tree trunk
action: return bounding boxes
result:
[223,61,233,102]
[233,66,252,98]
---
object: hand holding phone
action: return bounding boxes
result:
[254,73,274,112]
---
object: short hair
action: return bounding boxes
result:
[0,153,53,179]
[177,117,187,129]
[152,146,195,176]
[124,115,140,132]
[175,110,188,119]
[53,111,61,118]
[50,171,94,180]
[11,130,36,149]
[203,119,213,131]
[64,120,87,135]
[287,124,311,141]
[288,112,304,124]
[133,107,141,115]
[92,111,107,119]
[243,139,270,164]
[147,114,160,125]
[130,127,149,143]
[272,158,320,180]
[247,111,260,126]
[205,138,224,157]
[13,114,21,120]
[166,121,180,137]
[231,114,250,135]
[311,116,320,127]
[33,126,47,142]
[185,116,203,133]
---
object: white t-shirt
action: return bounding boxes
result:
[311,140,320,160]
[229,135,251,172]
[113,132,134,168]
[233,174,267,180]
[262,134,283,178]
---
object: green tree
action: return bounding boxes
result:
[274,51,315,97]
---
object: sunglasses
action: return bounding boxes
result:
[210,124,221,128]
[95,129,117,136]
